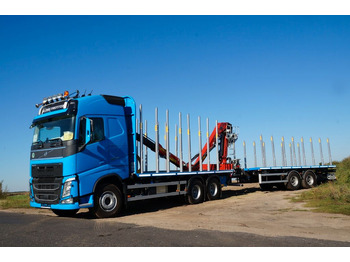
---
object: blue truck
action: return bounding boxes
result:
[29,91,336,218]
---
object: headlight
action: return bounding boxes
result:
[62,178,74,198]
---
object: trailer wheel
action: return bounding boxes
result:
[52,209,79,217]
[286,171,301,190]
[206,177,221,200]
[92,184,122,218]
[187,180,205,204]
[302,170,317,189]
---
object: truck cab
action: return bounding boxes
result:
[29,92,136,217]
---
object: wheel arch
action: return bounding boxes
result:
[93,173,124,193]
[303,169,317,177]
[287,169,302,179]
[205,174,221,186]
[187,175,205,187]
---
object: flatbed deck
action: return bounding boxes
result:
[244,165,336,172]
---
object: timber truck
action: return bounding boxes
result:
[29,91,336,218]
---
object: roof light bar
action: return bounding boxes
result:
[35,91,70,108]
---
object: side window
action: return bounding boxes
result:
[91,118,105,143]
[79,118,86,146]
[79,117,105,146]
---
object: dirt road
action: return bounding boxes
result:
[116,183,350,243]
[3,183,350,243]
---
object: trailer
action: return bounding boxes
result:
[29,91,336,218]
[242,165,336,191]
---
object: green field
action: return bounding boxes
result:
[0,193,30,209]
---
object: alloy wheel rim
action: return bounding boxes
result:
[100,191,117,212]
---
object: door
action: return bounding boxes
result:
[106,116,129,179]
[76,116,109,196]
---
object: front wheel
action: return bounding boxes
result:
[92,184,123,218]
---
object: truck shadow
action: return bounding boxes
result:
[221,186,260,199]
[75,185,262,219]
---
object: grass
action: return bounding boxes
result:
[0,193,30,209]
[0,180,30,209]
[294,156,350,216]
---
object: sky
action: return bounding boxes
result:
[0,15,349,192]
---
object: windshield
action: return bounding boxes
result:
[32,116,76,144]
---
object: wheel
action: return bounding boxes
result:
[92,184,123,218]
[52,209,79,217]
[301,170,317,189]
[187,179,205,204]
[206,177,222,200]
[259,183,273,191]
[286,171,301,190]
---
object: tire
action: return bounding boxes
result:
[301,170,317,189]
[206,177,222,200]
[187,179,205,204]
[92,184,123,218]
[52,209,79,217]
[286,171,301,190]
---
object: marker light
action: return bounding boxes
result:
[64,91,69,97]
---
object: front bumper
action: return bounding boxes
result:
[30,176,94,210]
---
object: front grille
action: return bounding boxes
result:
[33,183,60,191]
[32,177,62,204]
[34,193,59,203]
[31,164,63,204]
[32,163,63,178]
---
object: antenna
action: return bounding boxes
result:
[88,90,93,96]
[73,90,80,98]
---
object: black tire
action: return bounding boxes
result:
[52,209,79,217]
[206,177,222,200]
[92,184,123,218]
[260,184,273,191]
[187,179,205,204]
[286,171,301,190]
[301,170,317,189]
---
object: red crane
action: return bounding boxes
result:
[137,122,237,171]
